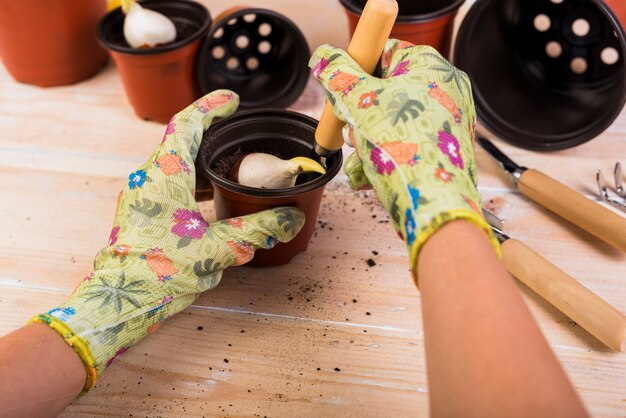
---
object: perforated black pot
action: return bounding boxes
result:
[196,8,310,110]
[454,0,626,150]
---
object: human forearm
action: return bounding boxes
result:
[418,220,588,418]
[0,323,85,418]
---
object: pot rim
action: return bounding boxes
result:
[338,0,465,23]
[97,0,212,56]
[454,0,626,150]
[199,109,343,198]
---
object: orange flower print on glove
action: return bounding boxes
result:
[144,248,178,282]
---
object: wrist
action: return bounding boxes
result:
[29,267,175,394]
[408,212,500,288]
[28,313,98,395]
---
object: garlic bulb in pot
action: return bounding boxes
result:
[122,1,177,49]
[230,153,327,189]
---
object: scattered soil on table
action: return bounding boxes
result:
[366,258,377,267]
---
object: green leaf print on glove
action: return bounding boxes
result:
[30,91,305,394]
[310,40,500,285]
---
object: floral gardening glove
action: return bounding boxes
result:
[29,90,305,394]
[310,40,500,284]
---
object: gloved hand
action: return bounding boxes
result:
[30,91,305,394]
[310,40,500,284]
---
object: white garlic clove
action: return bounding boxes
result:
[235,153,326,189]
[123,2,177,49]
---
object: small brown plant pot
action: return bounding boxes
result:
[198,109,342,266]
[0,0,109,87]
[338,0,465,59]
[605,0,626,29]
[97,0,211,123]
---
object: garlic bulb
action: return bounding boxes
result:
[233,153,326,189]
[123,2,177,49]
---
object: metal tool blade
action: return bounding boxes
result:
[477,136,526,176]
[482,209,510,244]
[614,162,625,198]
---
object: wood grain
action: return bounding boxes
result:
[502,239,626,352]
[0,0,625,417]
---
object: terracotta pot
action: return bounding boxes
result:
[454,0,626,150]
[97,0,211,123]
[605,0,626,29]
[198,110,342,266]
[196,7,310,109]
[0,0,108,87]
[338,0,465,59]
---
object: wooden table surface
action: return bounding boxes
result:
[1,1,625,417]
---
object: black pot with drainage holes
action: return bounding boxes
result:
[196,8,310,110]
[454,0,626,150]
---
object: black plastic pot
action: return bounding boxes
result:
[196,8,310,110]
[454,0,626,150]
[197,110,342,266]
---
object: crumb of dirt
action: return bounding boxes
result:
[366,258,376,267]
[484,196,505,215]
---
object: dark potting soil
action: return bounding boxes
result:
[212,148,244,179]
[110,19,200,49]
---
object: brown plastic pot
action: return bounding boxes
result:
[97,0,211,123]
[198,110,342,266]
[0,0,108,87]
[338,0,465,59]
[605,0,626,29]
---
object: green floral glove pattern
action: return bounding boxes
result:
[310,40,500,284]
[29,90,305,394]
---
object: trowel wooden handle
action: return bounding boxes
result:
[518,169,626,253]
[314,0,398,154]
[502,238,626,352]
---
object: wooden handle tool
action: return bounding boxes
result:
[314,0,398,157]
[478,136,626,253]
[518,169,626,252]
[502,238,626,352]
